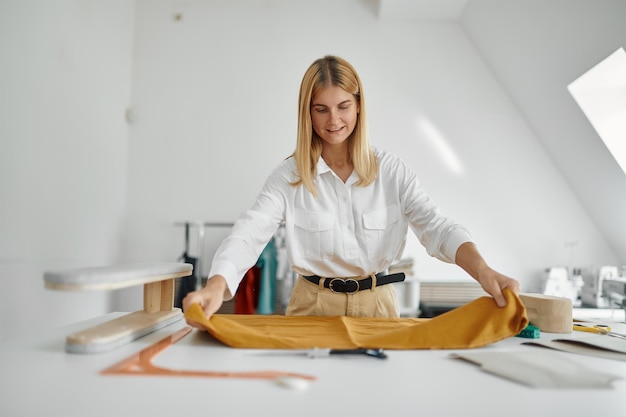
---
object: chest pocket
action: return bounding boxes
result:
[362,205,400,261]
[294,209,335,261]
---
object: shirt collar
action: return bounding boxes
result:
[316,155,332,176]
[316,155,359,185]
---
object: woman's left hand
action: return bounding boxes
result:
[455,242,521,308]
[476,267,521,308]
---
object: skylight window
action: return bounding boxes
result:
[568,47,626,175]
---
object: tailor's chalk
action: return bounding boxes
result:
[274,376,310,390]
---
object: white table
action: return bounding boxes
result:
[1,312,625,417]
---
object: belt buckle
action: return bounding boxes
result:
[329,278,360,294]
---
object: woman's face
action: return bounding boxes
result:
[310,85,359,147]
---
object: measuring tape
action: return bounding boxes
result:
[573,324,611,334]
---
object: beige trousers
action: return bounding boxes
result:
[285,275,400,318]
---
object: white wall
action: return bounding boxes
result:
[2,1,623,337]
[120,0,620,314]
[0,1,134,341]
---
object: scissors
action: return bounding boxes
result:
[573,324,626,340]
[254,347,388,360]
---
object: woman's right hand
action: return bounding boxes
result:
[182,275,228,328]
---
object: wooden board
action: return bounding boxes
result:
[43,263,193,291]
[43,263,193,353]
[66,309,183,354]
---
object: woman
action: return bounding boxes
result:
[183,55,520,323]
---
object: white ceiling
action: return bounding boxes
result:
[376,0,469,21]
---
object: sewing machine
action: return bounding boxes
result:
[542,267,583,307]
[602,276,626,315]
[543,266,623,310]
[580,266,620,308]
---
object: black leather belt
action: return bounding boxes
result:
[303,272,406,294]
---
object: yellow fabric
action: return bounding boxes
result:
[185,289,528,350]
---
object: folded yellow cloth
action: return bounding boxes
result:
[185,289,528,350]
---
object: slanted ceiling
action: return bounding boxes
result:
[372,0,626,262]
[375,0,469,21]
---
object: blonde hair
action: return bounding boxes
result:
[292,55,378,195]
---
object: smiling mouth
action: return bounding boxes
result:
[327,127,344,133]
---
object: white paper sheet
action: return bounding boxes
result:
[451,350,621,389]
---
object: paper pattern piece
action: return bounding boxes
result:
[184,289,527,350]
[524,333,626,362]
[451,350,621,389]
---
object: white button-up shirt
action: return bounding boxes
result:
[209,148,473,297]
